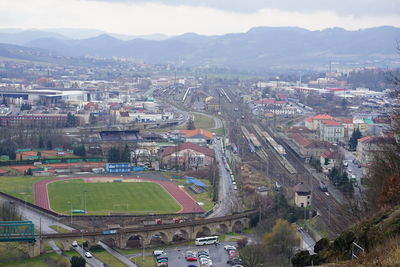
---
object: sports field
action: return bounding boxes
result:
[47,179,182,214]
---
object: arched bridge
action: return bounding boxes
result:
[35,210,256,254]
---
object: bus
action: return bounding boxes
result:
[195,236,219,246]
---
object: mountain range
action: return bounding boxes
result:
[0,26,399,69]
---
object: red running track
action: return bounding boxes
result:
[34,177,204,214]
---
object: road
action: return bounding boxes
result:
[339,147,365,199]
[297,227,316,253]
[99,241,138,267]
[208,137,236,218]
[72,245,105,267]
[0,194,74,234]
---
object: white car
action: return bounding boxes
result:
[84,252,93,258]
[224,245,236,251]
[72,241,78,247]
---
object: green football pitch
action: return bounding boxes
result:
[47,179,181,215]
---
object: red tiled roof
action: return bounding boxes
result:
[179,129,214,140]
[287,126,314,134]
[289,133,312,147]
[162,142,215,158]
[321,119,342,126]
[335,117,353,124]
[321,150,337,159]
[313,114,334,120]
[358,136,372,143]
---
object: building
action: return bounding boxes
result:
[179,129,214,145]
[356,136,396,163]
[161,142,215,170]
[294,182,311,208]
[319,120,344,143]
[0,114,68,128]
[205,96,220,111]
[288,133,332,159]
[305,114,334,130]
[320,150,339,172]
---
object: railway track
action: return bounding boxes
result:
[218,86,350,233]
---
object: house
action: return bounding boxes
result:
[356,136,395,163]
[320,150,339,172]
[319,119,344,143]
[205,96,220,111]
[294,182,311,208]
[288,133,333,159]
[335,117,354,140]
[286,127,316,139]
[179,129,214,145]
[161,142,215,170]
[305,114,334,130]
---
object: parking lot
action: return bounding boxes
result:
[153,241,237,267]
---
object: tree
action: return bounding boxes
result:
[73,145,86,157]
[240,245,266,267]
[348,128,362,151]
[38,136,44,148]
[107,147,121,163]
[121,144,131,162]
[187,118,195,130]
[263,219,299,260]
[47,140,53,150]
[66,112,79,127]
[262,86,271,98]
[70,256,86,267]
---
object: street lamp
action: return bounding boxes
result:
[84,191,87,213]
[68,201,72,224]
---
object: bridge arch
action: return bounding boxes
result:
[172,229,189,243]
[218,223,229,234]
[101,237,117,248]
[232,220,244,233]
[149,231,169,246]
[195,226,212,238]
[126,234,145,248]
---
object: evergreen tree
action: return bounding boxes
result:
[66,112,78,127]
[107,147,121,163]
[187,118,195,130]
[38,136,44,148]
[121,144,131,162]
[70,256,86,267]
[47,140,53,150]
[349,128,362,151]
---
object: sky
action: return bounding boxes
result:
[0,0,400,36]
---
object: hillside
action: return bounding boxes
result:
[21,26,400,69]
[292,206,400,266]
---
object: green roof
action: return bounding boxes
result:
[364,118,373,124]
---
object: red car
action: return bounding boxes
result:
[185,252,198,262]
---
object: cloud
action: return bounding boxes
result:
[0,0,399,35]
[89,0,400,16]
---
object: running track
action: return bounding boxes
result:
[34,176,204,214]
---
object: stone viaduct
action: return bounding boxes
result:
[29,211,255,256]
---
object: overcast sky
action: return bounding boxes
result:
[1,0,400,35]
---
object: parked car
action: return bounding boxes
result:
[72,241,78,247]
[185,251,197,261]
[224,245,236,251]
[153,250,165,256]
[84,252,92,258]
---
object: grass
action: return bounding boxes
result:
[0,176,50,203]
[131,255,157,267]
[92,250,126,267]
[211,127,225,136]
[47,179,181,215]
[192,113,215,129]
[49,225,71,233]
[1,252,70,267]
